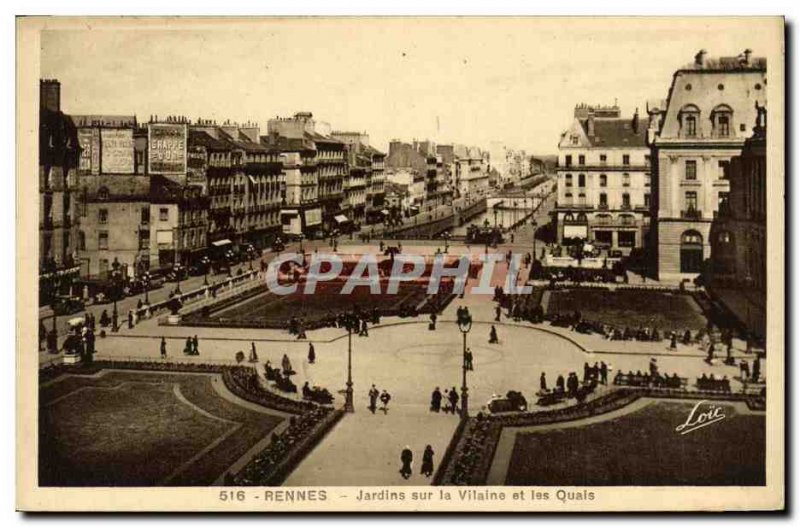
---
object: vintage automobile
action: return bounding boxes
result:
[487,390,528,413]
[52,296,85,316]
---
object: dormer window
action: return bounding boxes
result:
[97,186,110,200]
[711,104,734,138]
[679,104,700,138]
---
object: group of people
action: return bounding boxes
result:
[429,386,462,414]
[400,445,435,479]
[183,335,200,356]
[368,385,392,414]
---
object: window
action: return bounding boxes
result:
[78,231,86,251]
[622,173,631,187]
[599,193,608,207]
[644,154,651,166]
[578,174,586,187]
[564,174,573,187]
[622,193,631,209]
[159,208,169,222]
[565,192,573,198]
[97,186,110,200]
[718,191,730,216]
[618,231,636,247]
[600,154,607,164]
[599,174,607,187]
[644,193,651,207]
[622,154,630,166]
[644,175,651,187]
[139,230,150,250]
[570,135,579,146]
[718,160,731,180]
[98,208,108,225]
[98,231,109,250]
[718,115,730,137]
[685,191,698,211]
[578,155,585,166]
[680,230,704,273]
[141,207,150,224]
[685,116,697,137]
[685,160,697,180]
[564,155,572,167]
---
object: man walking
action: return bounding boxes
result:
[160,337,167,359]
[380,389,392,413]
[400,446,413,479]
[489,325,499,344]
[448,386,460,414]
[368,385,379,414]
[308,342,316,364]
[192,335,200,355]
[430,387,442,412]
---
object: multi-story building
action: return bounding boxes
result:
[453,145,490,198]
[39,79,82,303]
[707,104,767,339]
[555,103,650,253]
[148,174,209,270]
[649,49,767,281]
[70,112,145,279]
[265,112,328,238]
[365,145,387,224]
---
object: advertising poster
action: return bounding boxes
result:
[149,123,187,174]
[100,128,135,174]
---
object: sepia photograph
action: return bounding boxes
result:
[15,15,785,512]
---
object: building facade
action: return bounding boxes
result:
[707,104,767,339]
[649,49,767,281]
[555,103,651,254]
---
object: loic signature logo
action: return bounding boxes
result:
[675,400,726,435]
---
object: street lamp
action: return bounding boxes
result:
[142,271,151,305]
[110,258,121,332]
[531,218,538,261]
[456,306,472,417]
[442,231,451,253]
[342,312,359,413]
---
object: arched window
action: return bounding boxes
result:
[564,212,575,223]
[711,104,734,138]
[576,212,588,223]
[680,230,704,273]
[97,186,110,201]
[679,104,700,138]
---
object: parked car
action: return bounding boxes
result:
[52,296,85,316]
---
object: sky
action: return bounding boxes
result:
[39,18,781,155]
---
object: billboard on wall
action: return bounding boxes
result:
[77,129,99,174]
[148,123,187,174]
[100,128,135,174]
[304,208,322,226]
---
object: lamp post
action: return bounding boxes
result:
[456,306,473,418]
[532,218,538,262]
[142,271,151,305]
[110,258,121,332]
[343,312,358,413]
[443,231,451,253]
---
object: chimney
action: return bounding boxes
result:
[632,108,640,134]
[587,112,595,137]
[39,79,61,112]
[694,49,707,68]
[743,48,753,65]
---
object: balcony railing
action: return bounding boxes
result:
[681,209,703,219]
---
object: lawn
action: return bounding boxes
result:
[208,281,439,327]
[546,289,707,331]
[505,400,765,486]
[39,371,283,486]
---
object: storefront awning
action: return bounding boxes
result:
[280,210,299,216]
[334,214,350,224]
[211,239,232,247]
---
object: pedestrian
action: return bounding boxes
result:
[360,319,369,337]
[556,374,565,393]
[752,357,761,382]
[495,305,501,322]
[380,389,392,413]
[184,337,192,355]
[127,310,134,329]
[430,387,442,412]
[368,384,379,414]
[250,342,259,363]
[540,372,547,392]
[670,332,678,350]
[421,445,435,478]
[400,446,413,479]
[740,359,750,382]
[489,325,498,344]
[448,386,460,414]
[160,337,167,359]
[706,341,715,363]
[308,342,316,364]
[282,353,293,375]
[600,361,608,385]
[192,335,199,355]
[464,348,473,371]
